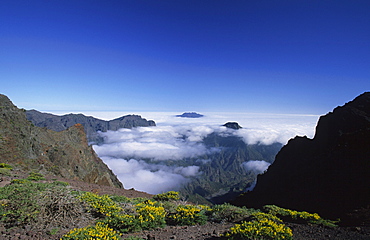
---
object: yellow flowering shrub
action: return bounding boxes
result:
[100,199,165,233]
[136,200,166,229]
[78,192,122,217]
[224,212,293,240]
[61,222,121,240]
[153,191,180,201]
[263,205,338,227]
[167,204,209,226]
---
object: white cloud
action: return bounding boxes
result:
[90,112,319,194]
[94,125,222,161]
[242,160,271,174]
[101,157,200,194]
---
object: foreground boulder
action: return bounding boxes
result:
[233,92,370,226]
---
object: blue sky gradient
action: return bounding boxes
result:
[1,0,369,114]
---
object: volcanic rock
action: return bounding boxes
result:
[0,94,123,188]
[232,92,370,226]
[223,122,242,129]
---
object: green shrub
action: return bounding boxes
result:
[0,181,83,230]
[209,203,256,223]
[0,181,47,227]
[11,178,31,184]
[52,181,69,186]
[0,163,13,176]
[130,197,149,205]
[167,204,209,226]
[224,212,293,240]
[27,172,45,181]
[109,195,132,203]
[61,222,121,240]
[0,163,13,170]
[153,191,180,201]
[0,168,11,176]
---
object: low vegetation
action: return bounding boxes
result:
[224,212,293,240]
[0,164,338,239]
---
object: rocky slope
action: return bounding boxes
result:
[233,92,370,226]
[26,110,156,144]
[180,128,282,204]
[0,94,122,188]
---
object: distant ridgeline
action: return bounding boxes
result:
[232,92,370,226]
[26,110,156,144]
[0,94,123,188]
[176,112,204,118]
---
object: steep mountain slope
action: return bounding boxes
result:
[180,130,282,204]
[26,110,156,144]
[233,92,370,225]
[0,94,122,188]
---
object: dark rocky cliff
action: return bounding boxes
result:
[232,92,370,225]
[26,110,156,144]
[0,94,123,188]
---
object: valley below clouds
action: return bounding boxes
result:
[92,112,319,194]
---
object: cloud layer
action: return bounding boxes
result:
[101,157,200,194]
[92,112,319,194]
[94,125,221,161]
[242,160,271,174]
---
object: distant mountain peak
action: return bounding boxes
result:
[223,122,242,129]
[176,112,204,118]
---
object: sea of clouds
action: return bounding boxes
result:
[88,112,319,194]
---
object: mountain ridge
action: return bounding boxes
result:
[232,92,370,226]
[26,110,156,144]
[0,94,122,188]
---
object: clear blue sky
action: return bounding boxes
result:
[1,0,369,114]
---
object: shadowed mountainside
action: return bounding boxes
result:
[0,94,122,188]
[26,110,156,144]
[180,129,282,205]
[232,92,370,226]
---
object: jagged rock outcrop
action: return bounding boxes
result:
[0,94,123,188]
[26,110,156,144]
[223,122,242,129]
[232,92,370,226]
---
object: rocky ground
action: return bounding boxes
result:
[0,175,369,240]
[122,222,370,240]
